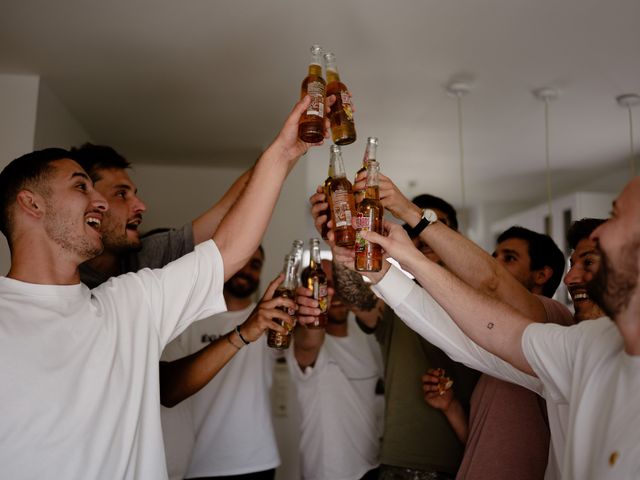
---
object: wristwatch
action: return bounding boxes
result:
[407,208,438,238]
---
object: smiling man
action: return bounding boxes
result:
[70,143,251,287]
[565,218,606,322]
[0,95,324,480]
[362,177,640,479]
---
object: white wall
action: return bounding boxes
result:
[34,81,92,150]
[0,74,40,274]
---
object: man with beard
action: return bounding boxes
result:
[174,246,282,480]
[288,260,384,480]
[70,143,252,288]
[0,95,320,480]
[69,145,271,480]
[360,176,640,479]
[565,218,606,322]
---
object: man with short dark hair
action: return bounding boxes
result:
[0,96,323,480]
[494,226,565,298]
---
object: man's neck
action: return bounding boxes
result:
[8,240,81,285]
[326,319,348,337]
[223,291,254,311]
[83,251,122,278]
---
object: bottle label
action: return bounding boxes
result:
[355,212,372,253]
[340,90,354,121]
[331,190,353,228]
[312,279,328,313]
[306,81,325,117]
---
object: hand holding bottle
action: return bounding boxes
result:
[241,274,296,344]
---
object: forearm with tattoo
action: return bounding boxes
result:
[332,262,379,310]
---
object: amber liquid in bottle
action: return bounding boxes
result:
[355,161,383,272]
[298,46,326,143]
[354,137,378,204]
[267,288,296,349]
[267,254,297,349]
[321,166,334,241]
[300,239,329,328]
[324,53,356,146]
[326,145,356,247]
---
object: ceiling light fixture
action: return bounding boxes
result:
[446,81,472,233]
[616,93,640,178]
[533,87,559,236]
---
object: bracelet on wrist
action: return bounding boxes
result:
[227,332,243,350]
[234,325,251,346]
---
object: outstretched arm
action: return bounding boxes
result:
[191,167,253,245]
[362,222,535,375]
[214,96,331,280]
[354,173,548,323]
[160,274,295,407]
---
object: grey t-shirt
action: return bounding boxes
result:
[80,223,195,288]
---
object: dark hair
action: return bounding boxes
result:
[0,148,71,241]
[69,143,130,182]
[409,194,459,231]
[497,226,565,298]
[567,218,606,250]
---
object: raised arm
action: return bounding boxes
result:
[191,167,253,245]
[160,274,295,406]
[362,222,535,375]
[214,96,330,280]
[354,173,548,323]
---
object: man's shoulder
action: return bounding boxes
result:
[536,295,575,326]
[128,223,195,271]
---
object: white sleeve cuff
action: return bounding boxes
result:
[371,264,415,308]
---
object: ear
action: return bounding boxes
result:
[533,265,554,288]
[16,189,45,219]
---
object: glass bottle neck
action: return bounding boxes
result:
[331,152,346,178]
[309,243,322,267]
[326,68,340,84]
[282,257,297,290]
[308,63,322,76]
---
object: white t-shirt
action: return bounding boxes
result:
[371,265,573,480]
[178,304,280,478]
[286,315,384,480]
[0,240,226,480]
[523,318,640,479]
[161,338,196,480]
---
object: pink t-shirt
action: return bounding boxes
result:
[455,296,574,480]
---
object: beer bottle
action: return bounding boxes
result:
[355,160,383,272]
[300,238,329,328]
[321,156,335,240]
[354,137,379,204]
[326,145,356,247]
[323,52,356,146]
[298,45,326,143]
[289,239,304,287]
[268,254,297,349]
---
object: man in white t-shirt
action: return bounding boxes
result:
[170,246,281,480]
[0,95,326,480]
[290,260,384,480]
[361,177,640,479]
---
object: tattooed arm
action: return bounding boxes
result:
[332,261,386,329]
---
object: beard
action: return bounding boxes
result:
[224,272,260,299]
[43,204,103,260]
[100,216,143,254]
[586,240,639,319]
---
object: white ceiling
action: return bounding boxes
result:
[1,0,639,206]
